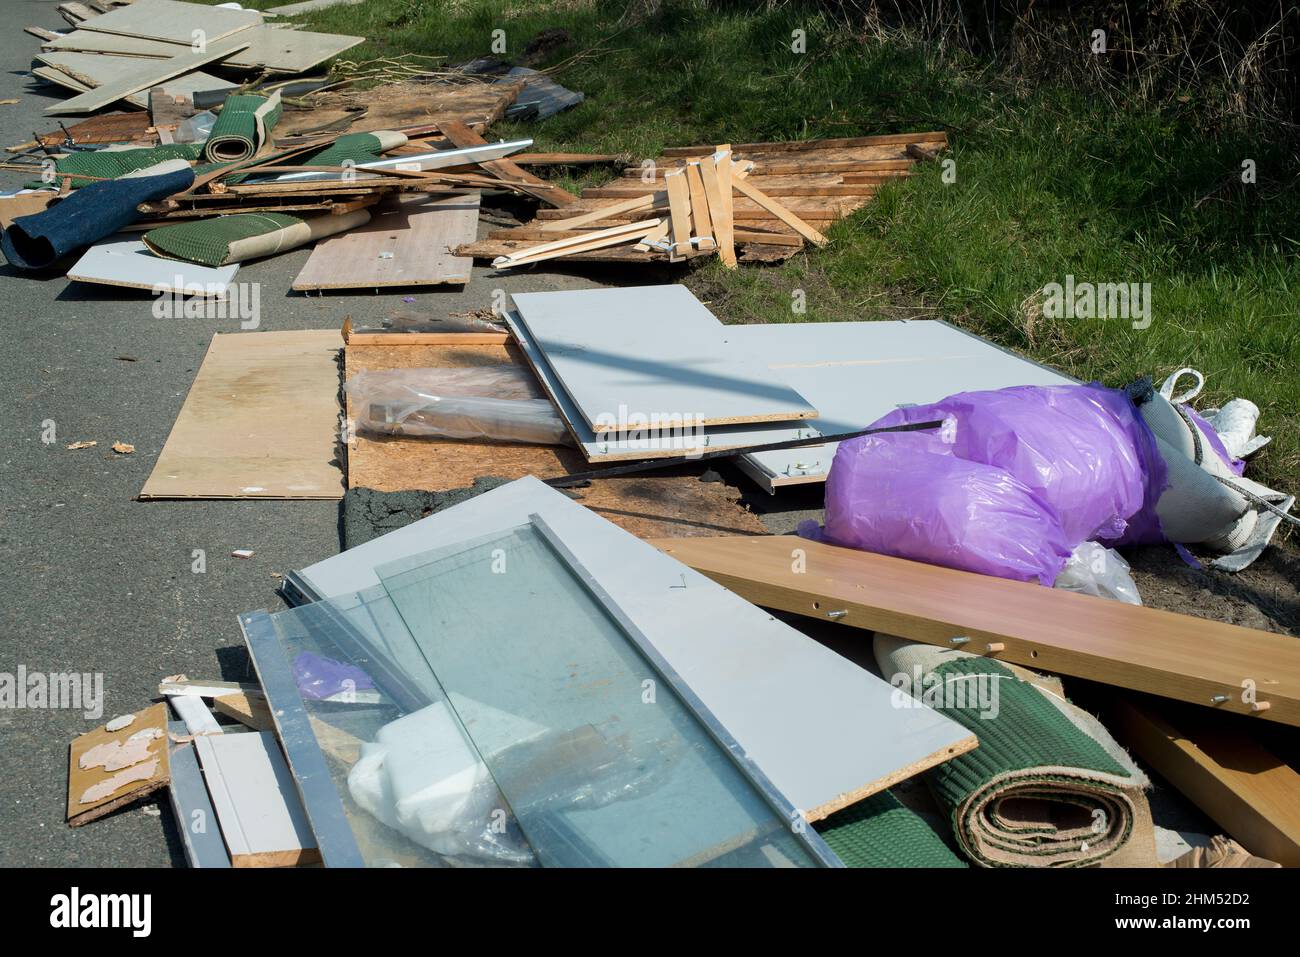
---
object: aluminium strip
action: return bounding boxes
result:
[246,139,534,184]
[526,513,844,868]
[239,610,365,867]
[166,721,232,868]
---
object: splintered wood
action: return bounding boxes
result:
[459,132,947,268]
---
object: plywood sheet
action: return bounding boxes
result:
[722,320,1075,489]
[194,732,321,867]
[342,341,769,540]
[511,285,818,432]
[140,330,344,500]
[68,702,170,826]
[78,0,261,45]
[292,192,478,291]
[652,535,1300,727]
[274,80,522,138]
[293,477,976,819]
[68,239,239,296]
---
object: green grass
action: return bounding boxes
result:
[278,0,1299,486]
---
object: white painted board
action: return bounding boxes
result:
[194,732,318,866]
[504,311,812,461]
[291,476,975,820]
[511,285,818,433]
[722,320,1076,490]
[68,239,239,297]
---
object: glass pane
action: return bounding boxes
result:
[374,522,822,868]
[262,586,538,868]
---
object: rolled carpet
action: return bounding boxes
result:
[143,209,371,266]
[875,634,1158,868]
[203,91,283,164]
[1,165,194,271]
[815,790,967,868]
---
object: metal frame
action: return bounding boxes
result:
[246,139,534,184]
[527,513,844,867]
[239,610,365,867]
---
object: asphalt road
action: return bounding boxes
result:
[0,1,614,866]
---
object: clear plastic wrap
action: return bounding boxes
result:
[1053,541,1143,605]
[345,367,570,445]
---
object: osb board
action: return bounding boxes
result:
[273,79,523,138]
[140,331,344,500]
[68,702,170,826]
[343,342,768,540]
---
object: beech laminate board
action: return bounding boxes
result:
[651,535,1300,727]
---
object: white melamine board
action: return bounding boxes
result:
[223,26,364,72]
[292,476,975,819]
[79,0,262,45]
[43,31,178,58]
[722,320,1076,490]
[169,694,224,735]
[69,239,239,297]
[504,311,812,461]
[510,285,818,433]
[194,732,318,865]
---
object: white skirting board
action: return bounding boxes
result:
[68,239,239,297]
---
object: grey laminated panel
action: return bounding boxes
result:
[510,285,818,433]
[288,476,975,820]
[504,310,812,461]
[78,0,262,45]
[165,721,231,868]
[723,320,1076,491]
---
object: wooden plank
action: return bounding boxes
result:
[1107,697,1300,866]
[492,219,659,267]
[511,285,818,433]
[699,150,735,266]
[78,0,261,45]
[437,119,577,207]
[663,168,692,254]
[342,318,508,346]
[651,535,1300,727]
[194,732,321,868]
[68,703,170,826]
[539,191,665,232]
[625,158,915,177]
[213,693,275,732]
[684,160,714,247]
[292,192,478,291]
[731,173,829,246]
[140,331,344,500]
[662,132,949,156]
[44,36,251,115]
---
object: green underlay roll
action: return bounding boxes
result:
[143,209,370,267]
[203,91,284,165]
[874,635,1158,868]
[815,790,967,868]
[39,144,202,188]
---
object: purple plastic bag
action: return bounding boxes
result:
[292,651,376,701]
[807,383,1167,585]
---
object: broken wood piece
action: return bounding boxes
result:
[68,702,170,826]
[685,161,715,250]
[437,119,577,207]
[700,150,735,267]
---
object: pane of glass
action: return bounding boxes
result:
[262,586,538,868]
[374,522,822,868]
